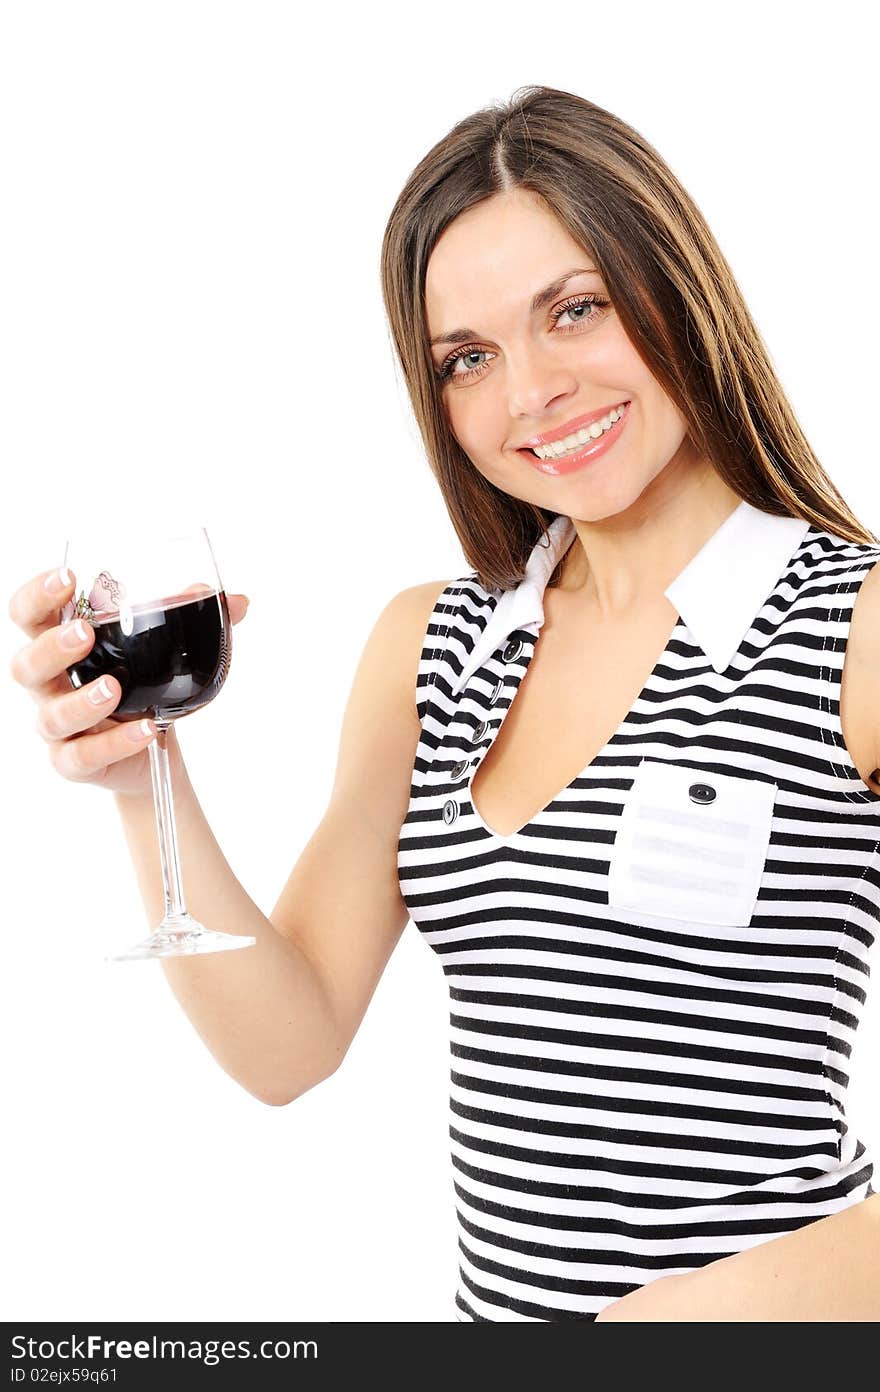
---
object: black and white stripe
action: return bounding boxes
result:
[397,519,880,1321]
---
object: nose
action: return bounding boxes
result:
[504,346,580,420]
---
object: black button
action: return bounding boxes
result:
[688,782,716,804]
[442,798,459,825]
[473,720,490,742]
[451,759,469,780]
[489,678,504,702]
[502,638,523,663]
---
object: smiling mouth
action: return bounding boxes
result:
[518,401,631,460]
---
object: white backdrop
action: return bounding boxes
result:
[1,0,878,1323]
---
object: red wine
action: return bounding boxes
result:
[66,590,232,722]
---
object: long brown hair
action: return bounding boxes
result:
[380,84,876,592]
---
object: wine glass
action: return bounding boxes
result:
[60,524,256,962]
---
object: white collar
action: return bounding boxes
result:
[450,499,813,696]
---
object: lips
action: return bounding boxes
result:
[518,400,631,452]
[518,399,631,476]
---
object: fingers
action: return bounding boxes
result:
[9,571,249,715]
[10,611,95,699]
[8,569,250,639]
[227,593,250,625]
[8,567,76,639]
[35,671,123,741]
[47,717,157,783]
[9,566,248,791]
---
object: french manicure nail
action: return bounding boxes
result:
[61,619,89,647]
[126,719,155,741]
[87,677,114,705]
[44,568,71,594]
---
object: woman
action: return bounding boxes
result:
[9,85,880,1322]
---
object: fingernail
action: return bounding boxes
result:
[61,619,90,648]
[87,676,114,705]
[44,568,71,594]
[126,718,155,741]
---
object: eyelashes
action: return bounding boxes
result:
[435,293,612,385]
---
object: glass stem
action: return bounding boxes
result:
[147,721,187,923]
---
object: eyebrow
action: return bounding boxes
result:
[428,266,599,349]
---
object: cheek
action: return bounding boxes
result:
[638,373,686,427]
[445,393,502,456]
[624,381,689,460]
[655,399,690,453]
[574,321,638,375]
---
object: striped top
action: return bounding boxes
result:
[396,499,880,1322]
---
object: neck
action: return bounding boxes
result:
[556,463,744,620]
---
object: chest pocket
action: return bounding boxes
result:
[607,758,777,928]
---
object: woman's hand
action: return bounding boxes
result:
[8,567,250,799]
[595,1271,697,1321]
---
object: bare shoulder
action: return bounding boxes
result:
[383,576,456,646]
[370,577,457,719]
[845,556,880,668]
[398,576,456,614]
[840,556,880,782]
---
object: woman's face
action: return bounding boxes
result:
[424,187,697,524]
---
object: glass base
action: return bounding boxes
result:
[106,914,257,962]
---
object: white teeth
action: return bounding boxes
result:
[532,403,627,460]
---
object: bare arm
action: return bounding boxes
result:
[9,565,449,1108]
[597,1196,880,1320]
[113,580,450,1104]
[113,735,341,1106]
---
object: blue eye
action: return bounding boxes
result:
[436,294,612,385]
